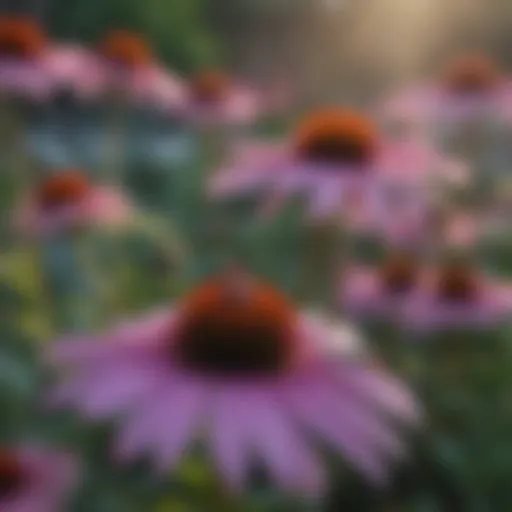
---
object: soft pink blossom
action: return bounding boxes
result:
[13,172,132,239]
[339,262,512,330]
[210,109,464,222]
[382,55,512,128]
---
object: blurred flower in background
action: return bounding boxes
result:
[210,108,464,224]
[0,15,54,102]
[382,54,512,129]
[179,69,264,126]
[12,169,132,239]
[340,254,512,331]
[0,446,78,512]
[401,260,512,332]
[92,30,184,111]
[381,53,512,195]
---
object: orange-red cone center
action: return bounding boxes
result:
[443,55,501,95]
[0,451,25,499]
[36,171,91,210]
[294,109,378,167]
[380,255,418,294]
[99,31,152,70]
[190,71,231,103]
[0,17,45,59]
[174,275,297,377]
[437,265,479,302]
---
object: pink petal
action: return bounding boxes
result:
[74,360,168,419]
[335,364,422,424]
[152,379,207,471]
[224,88,260,124]
[281,376,391,486]
[48,308,173,366]
[242,387,325,495]
[86,186,132,227]
[212,384,325,495]
[308,181,344,219]
[209,388,250,490]
[115,376,207,471]
[44,44,104,100]
[113,379,184,461]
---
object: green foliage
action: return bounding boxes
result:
[46,0,222,72]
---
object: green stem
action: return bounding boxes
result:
[103,98,129,186]
[298,221,346,311]
[197,123,234,170]
[0,96,32,216]
[38,233,105,334]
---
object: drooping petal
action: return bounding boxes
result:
[151,378,207,471]
[0,446,80,512]
[281,375,391,486]
[113,381,184,462]
[209,388,251,490]
[219,385,326,495]
[114,376,207,471]
[334,364,422,424]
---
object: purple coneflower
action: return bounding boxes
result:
[179,70,261,126]
[402,262,512,331]
[382,53,512,128]
[0,446,78,512]
[48,270,420,495]
[210,108,465,221]
[0,16,56,101]
[13,169,131,239]
[339,253,423,322]
[83,30,184,110]
[340,256,512,330]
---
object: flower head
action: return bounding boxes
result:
[84,30,184,110]
[0,451,25,499]
[99,30,152,71]
[382,53,511,127]
[173,273,298,377]
[293,109,378,168]
[0,446,78,512]
[441,54,502,97]
[401,260,512,331]
[0,16,55,100]
[36,170,91,211]
[0,16,45,61]
[339,253,422,321]
[435,262,479,302]
[48,270,420,494]
[211,108,457,221]
[340,256,512,330]
[380,253,419,295]
[13,169,132,238]
[181,69,261,125]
